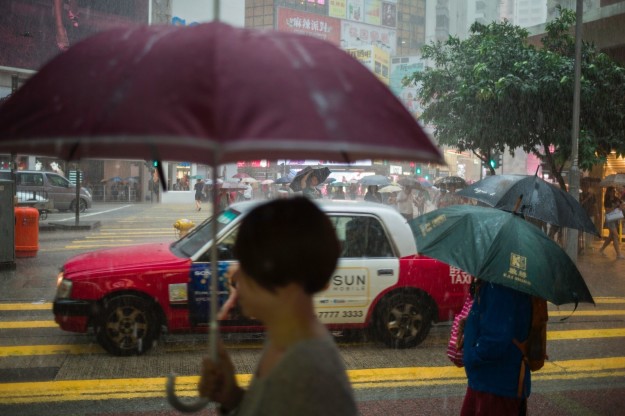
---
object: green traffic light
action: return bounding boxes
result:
[489,159,496,169]
[153,160,159,168]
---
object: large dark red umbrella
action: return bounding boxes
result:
[0,22,442,166]
[0,22,443,412]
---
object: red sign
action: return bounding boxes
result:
[237,160,270,168]
[276,7,341,46]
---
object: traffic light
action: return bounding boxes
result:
[489,151,502,169]
[416,164,422,175]
[152,160,159,168]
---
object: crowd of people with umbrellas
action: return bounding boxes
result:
[215,166,478,215]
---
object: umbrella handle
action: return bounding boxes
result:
[513,194,524,215]
[166,374,211,413]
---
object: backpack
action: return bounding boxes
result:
[513,296,548,397]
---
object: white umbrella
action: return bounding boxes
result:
[240,177,258,184]
[599,173,625,187]
[379,185,402,193]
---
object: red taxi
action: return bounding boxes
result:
[53,200,471,355]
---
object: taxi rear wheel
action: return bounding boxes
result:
[373,291,433,349]
[96,295,159,356]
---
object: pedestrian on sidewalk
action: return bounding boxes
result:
[194,178,204,211]
[460,280,532,416]
[197,198,357,416]
[580,183,598,253]
[599,186,625,259]
[397,185,415,221]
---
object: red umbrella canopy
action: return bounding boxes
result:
[0,22,442,166]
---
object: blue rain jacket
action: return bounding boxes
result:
[462,281,532,398]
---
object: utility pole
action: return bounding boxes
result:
[565,0,583,263]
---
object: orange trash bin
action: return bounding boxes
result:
[15,207,39,258]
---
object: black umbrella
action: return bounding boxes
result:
[275,176,292,184]
[397,176,423,189]
[457,174,599,235]
[360,175,391,187]
[434,176,467,190]
[289,166,331,192]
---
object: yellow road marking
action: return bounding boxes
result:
[592,297,625,304]
[78,239,134,242]
[0,344,102,356]
[0,327,624,357]
[0,321,58,329]
[90,231,174,235]
[1,357,624,404]
[99,228,174,231]
[547,328,625,340]
[548,309,625,317]
[64,244,163,249]
[0,303,52,311]
[0,299,622,312]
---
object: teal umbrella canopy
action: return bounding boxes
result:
[409,205,594,306]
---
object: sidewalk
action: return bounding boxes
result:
[576,238,625,300]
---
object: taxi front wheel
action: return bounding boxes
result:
[372,291,433,349]
[96,295,160,356]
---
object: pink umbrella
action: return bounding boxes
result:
[0,21,443,411]
[0,22,442,166]
[231,173,251,179]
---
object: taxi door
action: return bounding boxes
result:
[314,215,399,325]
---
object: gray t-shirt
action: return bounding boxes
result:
[232,335,358,416]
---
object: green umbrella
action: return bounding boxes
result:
[409,205,594,306]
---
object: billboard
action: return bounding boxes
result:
[171,0,245,27]
[390,57,425,119]
[364,0,381,26]
[329,0,347,19]
[381,2,397,28]
[347,0,364,22]
[341,20,396,54]
[346,45,389,85]
[276,7,341,46]
[0,0,149,71]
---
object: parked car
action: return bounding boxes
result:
[53,200,471,356]
[0,170,92,212]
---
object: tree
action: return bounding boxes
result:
[406,8,625,187]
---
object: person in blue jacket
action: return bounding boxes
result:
[461,280,532,416]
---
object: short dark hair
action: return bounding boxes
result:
[233,197,340,294]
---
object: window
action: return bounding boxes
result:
[47,173,70,187]
[19,173,44,186]
[332,216,394,258]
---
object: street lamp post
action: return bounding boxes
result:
[565,0,584,263]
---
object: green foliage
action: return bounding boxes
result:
[405,8,625,187]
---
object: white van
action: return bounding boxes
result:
[0,170,92,212]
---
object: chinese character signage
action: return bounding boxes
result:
[277,7,341,46]
[329,0,347,19]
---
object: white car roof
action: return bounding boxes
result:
[227,198,417,256]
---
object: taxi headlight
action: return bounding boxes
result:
[56,272,73,299]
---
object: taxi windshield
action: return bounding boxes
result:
[171,208,240,257]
